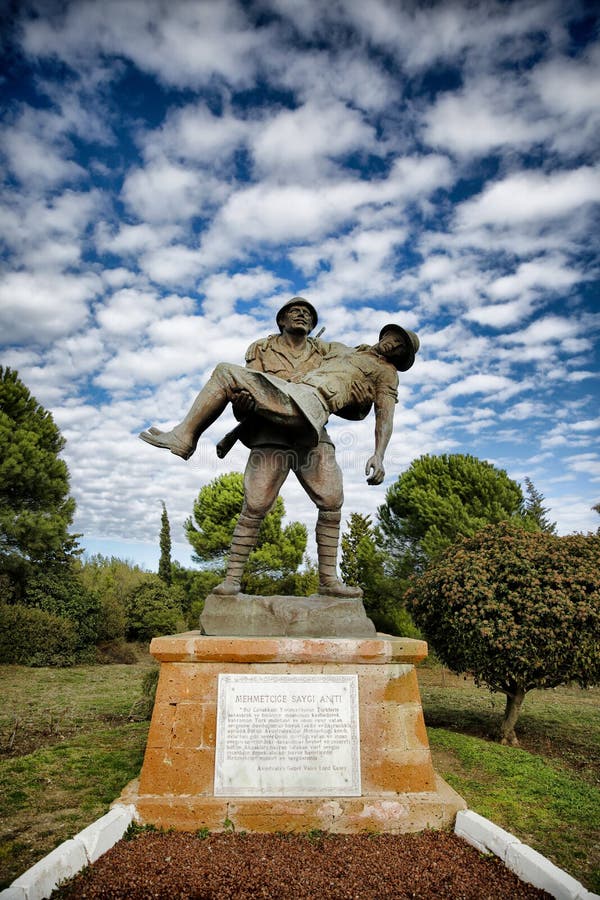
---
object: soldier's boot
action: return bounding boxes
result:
[316,509,363,598]
[212,513,262,595]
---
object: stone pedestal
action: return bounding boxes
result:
[200,592,376,637]
[119,632,465,833]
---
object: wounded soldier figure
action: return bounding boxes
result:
[140,322,419,596]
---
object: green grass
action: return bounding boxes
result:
[1,660,598,892]
[0,661,155,888]
[419,667,600,892]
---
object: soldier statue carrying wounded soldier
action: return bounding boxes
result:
[140,298,419,599]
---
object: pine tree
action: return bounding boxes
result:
[0,367,78,597]
[158,501,172,584]
[185,472,306,593]
[378,453,526,567]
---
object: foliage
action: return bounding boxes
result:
[523,477,556,533]
[124,576,185,642]
[77,555,150,642]
[22,567,101,649]
[185,472,307,589]
[170,562,223,626]
[378,453,526,568]
[407,522,600,743]
[158,502,172,584]
[340,513,387,602]
[0,368,79,597]
[185,473,248,562]
[0,603,78,666]
[340,513,421,636]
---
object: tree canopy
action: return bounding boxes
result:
[406,522,600,744]
[378,453,527,567]
[0,367,78,594]
[185,472,307,592]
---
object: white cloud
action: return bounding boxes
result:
[571,419,600,433]
[1,107,85,186]
[251,100,376,178]
[442,373,520,400]
[0,190,100,265]
[506,315,580,347]
[95,289,194,336]
[533,46,600,116]
[424,81,549,156]
[500,400,544,421]
[0,271,101,344]
[342,0,567,73]
[96,222,181,256]
[201,269,287,319]
[198,154,452,266]
[122,159,227,223]
[138,244,205,286]
[466,298,538,329]
[290,227,407,307]
[457,166,600,228]
[144,103,249,165]
[22,0,269,88]
[276,47,396,113]
[95,312,256,389]
[487,257,580,300]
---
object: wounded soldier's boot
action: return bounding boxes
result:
[316,509,363,598]
[139,371,232,460]
[139,425,195,459]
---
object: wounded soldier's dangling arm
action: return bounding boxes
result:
[364,394,396,485]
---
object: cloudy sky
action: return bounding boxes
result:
[1,0,599,569]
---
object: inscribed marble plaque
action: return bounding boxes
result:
[214,674,360,796]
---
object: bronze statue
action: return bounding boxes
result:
[140,299,419,598]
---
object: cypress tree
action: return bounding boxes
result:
[523,477,557,534]
[158,501,172,584]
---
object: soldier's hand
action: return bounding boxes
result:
[365,455,385,485]
[231,388,255,416]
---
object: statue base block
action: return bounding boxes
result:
[200,592,376,637]
[118,633,466,834]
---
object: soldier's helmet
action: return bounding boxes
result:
[378,324,420,371]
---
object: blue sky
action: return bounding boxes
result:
[1,0,599,570]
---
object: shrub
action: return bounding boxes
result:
[407,523,600,744]
[0,603,79,666]
[125,577,185,642]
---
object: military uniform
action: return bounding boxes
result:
[234,332,343,519]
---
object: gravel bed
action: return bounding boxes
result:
[52,830,552,899]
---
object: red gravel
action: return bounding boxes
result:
[51,830,551,899]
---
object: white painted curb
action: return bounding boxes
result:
[0,804,136,900]
[455,810,599,900]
